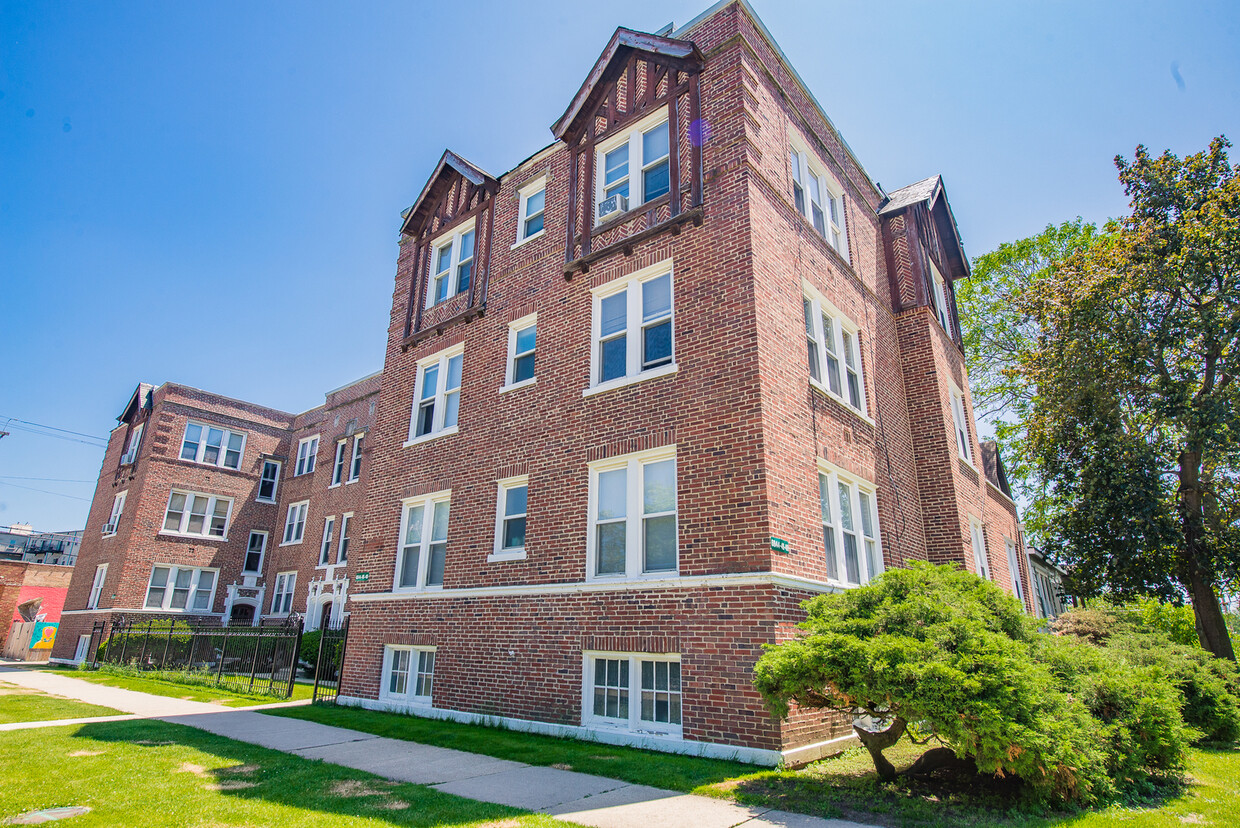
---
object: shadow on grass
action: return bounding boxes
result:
[37,719,555,827]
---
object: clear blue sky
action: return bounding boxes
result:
[3,0,1238,531]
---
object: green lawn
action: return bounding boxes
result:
[267,704,1240,828]
[0,719,575,828]
[41,665,315,707]
[0,681,122,724]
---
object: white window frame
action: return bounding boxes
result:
[243,530,268,575]
[817,461,883,586]
[406,344,464,445]
[586,259,676,396]
[160,490,234,541]
[491,475,529,561]
[338,512,352,563]
[144,564,219,613]
[282,500,309,546]
[802,286,868,418]
[949,383,974,463]
[501,314,537,393]
[586,446,678,582]
[347,434,364,483]
[121,423,144,464]
[179,421,247,470]
[969,517,990,580]
[594,108,671,222]
[87,564,108,609]
[394,490,451,591]
[426,218,477,308]
[789,139,848,258]
[270,571,297,614]
[380,645,436,705]
[103,491,126,537]
[1006,537,1026,603]
[319,516,336,566]
[257,459,281,503]
[331,440,347,486]
[929,259,953,333]
[515,176,547,246]
[295,435,319,476]
[581,651,682,736]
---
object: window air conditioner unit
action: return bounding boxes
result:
[597,193,628,222]
[102,522,116,536]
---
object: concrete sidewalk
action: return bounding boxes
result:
[1,664,874,828]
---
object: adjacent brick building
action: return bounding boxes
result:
[52,0,1033,766]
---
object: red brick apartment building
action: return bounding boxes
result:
[53,0,1032,765]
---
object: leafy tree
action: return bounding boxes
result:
[1020,137,1240,659]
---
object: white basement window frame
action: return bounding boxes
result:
[491,475,529,561]
[295,435,320,476]
[407,344,463,444]
[426,218,476,308]
[161,490,233,541]
[587,446,677,581]
[380,645,436,705]
[789,139,848,259]
[502,314,537,392]
[179,421,247,470]
[515,176,547,245]
[594,108,671,223]
[817,461,883,586]
[582,651,682,736]
[282,500,309,546]
[587,259,675,396]
[394,490,451,591]
[802,286,868,417]
[144,564,219,613]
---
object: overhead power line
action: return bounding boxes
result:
[0,416,108,448]
[0,476,95,483]
[0,416,107,442]
[0,480,93,502]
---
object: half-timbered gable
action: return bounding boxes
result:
[400,150,500,345]
[552,28,705,276]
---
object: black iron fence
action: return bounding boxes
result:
[90,615,303,698]
[312,618,349,704]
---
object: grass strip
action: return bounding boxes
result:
[41,665,314,707]
[0,681,122,724]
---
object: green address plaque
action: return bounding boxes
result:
[354,571,370,583]
[770,537,791,554]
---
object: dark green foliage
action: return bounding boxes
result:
[299,630,323,669]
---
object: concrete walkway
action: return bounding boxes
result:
[0,664,874,828]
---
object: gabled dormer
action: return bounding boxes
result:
[552,27,705,276]
[115,382,153,474]
[879,175,970,346]
[400,150,500,346]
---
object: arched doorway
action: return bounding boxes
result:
[318,601,334,631]
[230,603,255,626]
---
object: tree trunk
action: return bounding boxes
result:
[1179,450,1236,661]
[853,716,907,782]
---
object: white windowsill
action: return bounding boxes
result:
[329,482,341,489]
[403,426,459,448]
[158,530,228,543]
[585,569,679,584]
[808,379,876,427]
[487,549,527,563]
[511,229,545,250]
[346,479,359,485]
[583,717,682,739]
[499,378,536,395]
[256,498,277,504]
[392,584,445,594]
[279,539,304,547]
[583,363,678,398]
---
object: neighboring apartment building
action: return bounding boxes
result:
[22,530,83,567]
[51,0,1032,766]
[50,375,376,664]
[339,0,1033,766]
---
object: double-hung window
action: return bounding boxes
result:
[969,518,990,580]
[120,423,143,465]
[283,500,309,545]
[270,572,296,614]
[408,346,463,442]
[381,646,435,704]
[427,220,475,307]
[295,436,319,476]
[338,513,352,562]
[145,565,217,612]
[789,143,848,257]
[818,465,882,585]
[395,491,450,589]
[331,440,347,486]
[1006,537,1026,603]
[244,531,267,575]
[319,516,335,566]
[88,564,107,609]
[949,384,973,463]
[595,112,670,222]
[588,447,677,579]
[492,476,528,560]
[516,178,546,243]
[348,435,364,482]
[162,490,232,539]
[180,422,246,470]
[803,292,866,415]
[929,260,953,333]
[504,315,536,390]
[590,262,674,391]
[583,652,682,734]
[103,492,126,536]
[257,460,281,502]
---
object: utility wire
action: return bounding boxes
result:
[0,480,93,502]
[0,416,108,442]
[0,476,95,483]
[0,422,107,448]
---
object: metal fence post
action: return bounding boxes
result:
[160,622,173,670]
[287,622,303,699]
[247,630,262,693]
[117,620,129,664]
[137,619,153,668]
[216,627,230,684]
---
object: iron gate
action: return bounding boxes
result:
[312,618,349,703]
